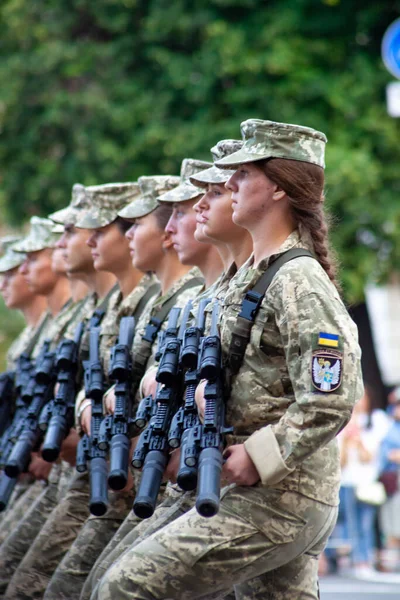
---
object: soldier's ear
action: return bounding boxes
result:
[161,231,174,251]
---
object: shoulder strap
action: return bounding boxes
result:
[227,249,313,376]
[24,312,52,358]
[132,283,160,326]
[133,277,203,387]
[89,284,119,329]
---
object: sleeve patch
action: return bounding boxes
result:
[311,349,343,393]
[318,331,339,348]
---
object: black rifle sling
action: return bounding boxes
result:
[133,277,203,384]
[227,249,314,377]
[23,312,52,359]
[132,283,160,325]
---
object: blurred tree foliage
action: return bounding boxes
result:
[1,0,400,302]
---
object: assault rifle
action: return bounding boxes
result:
[168,298,210,491]
[194,301,233,517]
[0,371,15,437]
[76,326,108,516]
[5,340,57,478]
[97,317,135,491]
[0,351,40,511]
[132,304,192,519]
[39,322,85,462]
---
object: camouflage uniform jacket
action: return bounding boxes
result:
[133,268,204,395]
[6,311,50,371]
[220,229,363,506]
[99,274,159,380]
[32,298,86,359]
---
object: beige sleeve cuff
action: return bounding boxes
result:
[244,425,295,485]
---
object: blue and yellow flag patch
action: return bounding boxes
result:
[317,332,339,348]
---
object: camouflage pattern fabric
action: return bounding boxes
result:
[0,246,26,272]
[132,267,204,378]
[13,216,61,253]
[3,469,90,600]
[6,310,50,370]
[48,183,90,226]
[75,182,140,229]
[0,479,45,544]
[0,466,61,595]
[189,140,244,188]
[96,229,361,600]
[44,488,134,600]
[220,229,363,505]
[215,119,327,169]
[118,175,180,220]
[32,295,89,359]
[85,486,193,600]
[158,158,212,203]
[96,486,338,600]
[99,273,158,379]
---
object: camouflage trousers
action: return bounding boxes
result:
[96,485,337,600]
[0,479,44,545]
[87,485,194,600]
[43,487,135,600]
[3,466,86,600]
[0,466,63,595]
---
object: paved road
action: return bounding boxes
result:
[320,573,400,599]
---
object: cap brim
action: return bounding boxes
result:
[158,182,203,203]
[49,206,81,226]
[189,165,236,188]
[215,148,267,169]
[0,253,26,272]
[75,211,118,229]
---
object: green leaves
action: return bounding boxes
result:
[1,0,400,302]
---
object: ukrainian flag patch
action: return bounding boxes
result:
[318,332,339,348]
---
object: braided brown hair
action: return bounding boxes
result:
[258,158,340,290]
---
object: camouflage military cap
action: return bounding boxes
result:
[0,235,22,253]
[48,184,90,226]
[216,119,327,169]
[51,223,65,234]
[0,237,25,272]
[75,182,139,229]
[0,247,26,273]
[190,140,244,188]
[158,159,212,203]
[119,176,180,219]
[13,217,60,253]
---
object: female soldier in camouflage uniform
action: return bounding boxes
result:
[96,119,363,600]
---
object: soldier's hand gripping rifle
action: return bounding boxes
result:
[75,326,108,516]
[195,301,233,518]
[133,328,172,432]
[5,340,57,478]
[167,298,210,492]
[39,322,85,462]
[97,317,135,491]
[132,305,190,519]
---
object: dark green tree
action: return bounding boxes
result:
[1,0,400,302]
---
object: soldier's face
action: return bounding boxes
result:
[165,199,208,266]
[0,266,36,309]
[86,222,130,274]
[20,249,59,295]
[127,213,165,272]
[194,184,238,244]
[57,225,94,275]
[225,163,279,229]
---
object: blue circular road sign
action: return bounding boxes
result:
[382,18,400,79]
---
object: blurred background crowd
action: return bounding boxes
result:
[320,384,400,578]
